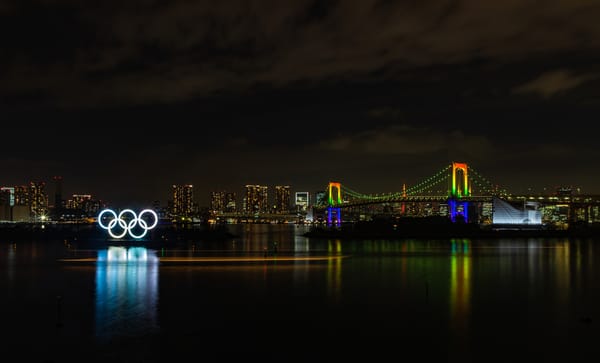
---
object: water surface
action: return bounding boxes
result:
[1,224,598,362]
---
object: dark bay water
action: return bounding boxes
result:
[1,224,599,362]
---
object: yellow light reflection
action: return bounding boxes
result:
[555,240,570,305]
[450,239,471,337]
[327,240,343,303]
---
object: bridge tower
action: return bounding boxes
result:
[327,182,342,226]
[449,162,470,223]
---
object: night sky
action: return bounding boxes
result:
[2,0,600,208]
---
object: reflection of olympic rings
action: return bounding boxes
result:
[98,209,158,239]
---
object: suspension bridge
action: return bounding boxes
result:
[314,161,600,226]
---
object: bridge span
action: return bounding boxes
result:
[313,162,600,226]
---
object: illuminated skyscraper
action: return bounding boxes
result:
[172,184,194,219]
[12,185,30,221]
[14,185,29,207]
[210,191,226,214]
[225,192,236,212]
[245,185,268,213]
[66,194,92,210]
[29,181,48,221]
[275,186,291,213]
[210,191,237,214]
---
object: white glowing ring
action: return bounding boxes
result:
[97,208,158,239]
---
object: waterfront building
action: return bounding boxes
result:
[244,185,268,213]
[481,201,493,224]
[210,191,226,214]
[172,184,194,220]
[52,176,63,210]
[492,197,542,225]
[314,191,326,207]
[225,192,236,212]
[14,185,29,209]
[0,188,11,221]
[66,194,92,210]
[52,193,103,221]
[295,191,309,212]
[275,185,291,213]
[1,182,47,222]
[29,181,48,222]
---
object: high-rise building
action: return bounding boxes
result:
[52,176,63,211]
[151,200,167,220]
[295,191,309,212]
[209,191,236,214]
[225,192,236,213]
[59,193,103,220]
[0,188,11,221]
[275,186,291,213]
[245,185,268,213]
[14,185,29,207]
[172,184,194,219]
[0,187,15,207]
[12,185,30,222]
[210,191,226,214]
[314,191,326,206]
[66,194,92,210]
[29,181,48,221]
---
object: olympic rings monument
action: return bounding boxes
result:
[97,208,159,239]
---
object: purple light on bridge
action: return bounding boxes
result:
[327,207,341,227]
[449,199,469,223]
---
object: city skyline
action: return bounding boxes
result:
[1,166,594,212]
[2,1,600,207]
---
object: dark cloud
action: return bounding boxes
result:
[2,0,600,206]
[318,125,494,158]
[3,0,600,108]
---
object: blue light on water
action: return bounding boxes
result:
[95,246,159,341]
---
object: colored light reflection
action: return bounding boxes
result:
[97,246,156,263]
[95,246,159,341]
[450,239,471,337]
[327,240,342,302]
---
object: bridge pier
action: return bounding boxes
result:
[326,207,341,227]
[449,199,469,223]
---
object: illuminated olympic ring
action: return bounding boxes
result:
[97,209,158,239]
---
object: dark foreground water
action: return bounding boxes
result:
[1,224,599,362]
